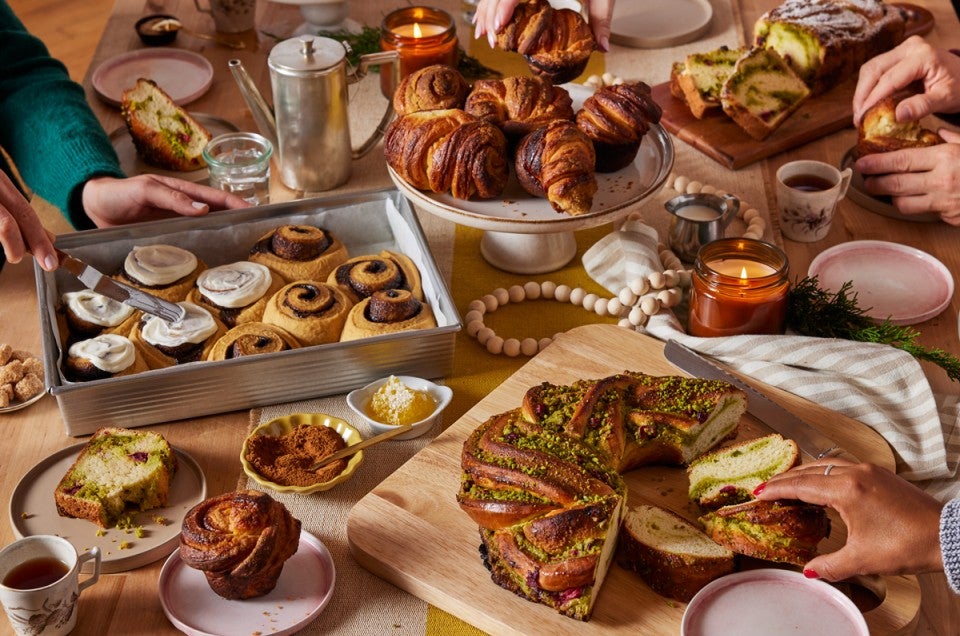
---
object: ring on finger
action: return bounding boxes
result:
[823,464,836,476]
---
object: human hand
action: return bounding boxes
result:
[80,174,251,228]
[754,459,944,581]
[472,0,614,52]
[853,36,960,125]
[855,130,960,224]
[0,170,58,271]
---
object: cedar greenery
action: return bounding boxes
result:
[788,276,960,382]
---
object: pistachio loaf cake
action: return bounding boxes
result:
[55,427,178,528]
[671,46,747,119]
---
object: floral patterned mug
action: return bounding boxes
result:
[776,160,852,242]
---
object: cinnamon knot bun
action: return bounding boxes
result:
[64,333,148,381]
[206,322,300,361]
[179,489,301,600]
[327,250,423,304]
[515,119,597,216]
[393,64,469,116]
[130,302,226,369]
[186,261,284,328]
[340,289,437,341]
[261,281,352,346]
[494,0,595,84]
[576,82,662,172]
[249,225,349,283]
[465,76,574,140]
[114,244,206,302]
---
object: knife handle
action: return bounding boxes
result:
[820,447,861,464]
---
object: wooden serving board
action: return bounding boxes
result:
[347,325,921,634]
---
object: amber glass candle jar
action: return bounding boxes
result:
[688,238,790,337]
[380,6,459,98]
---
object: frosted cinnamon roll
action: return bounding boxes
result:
[114,244,206,302]
[206,323,300,361]
[340,289,437,341]
[186,261,284,328]
[60,290,138,340]
[327,250,424,304]
[179,489,301,600]
[130,302,226,369]
[249,225,349,283]
[63,333,148,381]
[261,281,352,346]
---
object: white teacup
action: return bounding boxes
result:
[776,160,852,242]
[194,0,256,33]
[0,536,101,636]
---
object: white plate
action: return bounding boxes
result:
[681,569,868,636]
[92,49,214,107]
[109,113,239,182]
[840,149,939,223]
[9,445,206,573]
[159,530,335,636]
[610,0,713,48]
[808,240,954,325]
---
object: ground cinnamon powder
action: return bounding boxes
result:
[245,424,349,487]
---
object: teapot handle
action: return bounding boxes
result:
[349,50,400,160]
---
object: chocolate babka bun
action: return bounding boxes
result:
[64,333,147,381]
[206,322,300,361]
[339,289,437,341]
[115,244,205,302]
[327,250,424,304]
[261,281,353,346]
[249,225,348,283]
[187,261,283,328]
[132,302,225,369]
[61,290,137,340]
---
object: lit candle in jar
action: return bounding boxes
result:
[380,7,459,98]
[688,239,790,337]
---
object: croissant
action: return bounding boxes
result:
[393,64,469,116]
[856,96,944,158]
[494,0,595,84]
[464,76,574,139]
[383,109,509,200]
[179,489,301,599]
[576,82,663,173]
[514,119,597,216]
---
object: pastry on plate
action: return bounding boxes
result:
[464,76,575,141]
[248,224,349,284]
[114,244,206,303]
[327,250,423,304]
[186,261,284,328]
[393,63,469,116]
[515,119,597,216]
[63,333,149,381]
[575,81,662,173]
[339,289,436,341]
[129,302,226,368]
[261,281,353,346]
[206,322,300,361]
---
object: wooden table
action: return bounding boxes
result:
[2,0,960,633]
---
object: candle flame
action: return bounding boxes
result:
[413,22,423,37]
[739,266,748,280]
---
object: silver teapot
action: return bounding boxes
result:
[229,35,397,192]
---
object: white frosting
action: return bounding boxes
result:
[141,302,218,348]
[69,334,136,373]
[196,262,272,308]
[63,290,135,326]
[124,244,198,286]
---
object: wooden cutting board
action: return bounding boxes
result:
[347,325,920,634]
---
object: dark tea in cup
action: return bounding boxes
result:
[2,557,68,590]
[783,174,836,192]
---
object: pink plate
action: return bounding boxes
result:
[808,240,953,325]
[682,569,868,636]
[92,49,214,107]
[159,530,335,636]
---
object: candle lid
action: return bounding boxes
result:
[269,35,346,75]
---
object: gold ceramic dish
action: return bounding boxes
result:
[241,412,363,494]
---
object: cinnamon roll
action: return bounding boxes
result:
[179,489,301,600]
[248,225,349,283]
[130,302,227,369]
[327,250,423,304]
[114,244,206,302]
[63,333,148,382]
[206,323,300,361]
[186,261,284,328]
[393,63,469,116]
[261,281,353,346]
[340,289,437,341]
[60,290,138,341]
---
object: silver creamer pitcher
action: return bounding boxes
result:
[229,36,398,192]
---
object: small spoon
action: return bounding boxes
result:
[150,17,246,50]
[307,424,413,470]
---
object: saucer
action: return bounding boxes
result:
[92,49,214,107]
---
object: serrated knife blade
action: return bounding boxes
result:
[663,339,854,461]
[57,250,186,323]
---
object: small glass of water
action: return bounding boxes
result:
[203,132,273,205]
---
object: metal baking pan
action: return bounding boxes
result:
[34,189,461,436]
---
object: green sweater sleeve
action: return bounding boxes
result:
[0,1,124,230]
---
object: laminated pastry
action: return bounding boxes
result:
[464,76,575,140]
[575,81,662,173]
[393,63,469,116]
[54,427,178,528]
[616,504,735,602]
[514,119,597,216]
[114,244,206,303]
[671,46,747,119]
[206,322,300,361]
[327,250,424,304]
[494,0,595,84]
[339,289,436,341]
[121,78,212,171]
[856,96,944,157]
[699,499,831,566]
[248,224,349,284]
[261,281,353,346]
[59,289,138,341]
[130,302,226,369]
[179,489,301,600]
[186,261,284,328]
[383,108,509,200]
[63,333,149,382]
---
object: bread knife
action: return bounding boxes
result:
[57,250,186,323]
[663,339,857,462]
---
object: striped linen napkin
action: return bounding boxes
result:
[583,221,960,501]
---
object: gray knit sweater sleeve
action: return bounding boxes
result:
[940,498,960,594]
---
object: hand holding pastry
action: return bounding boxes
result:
[473,0,613,53]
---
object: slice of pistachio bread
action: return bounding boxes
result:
[687,433,799,509]
[675,46,747,119]
[121,78,212,171]
[55,427,178,528]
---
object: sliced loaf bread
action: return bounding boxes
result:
[121,78,212,171]
[675,46,746,119]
